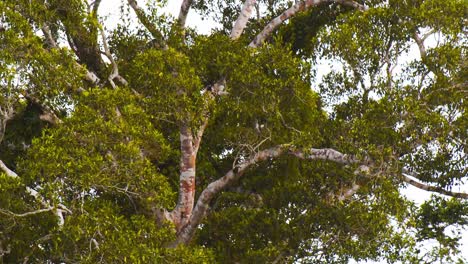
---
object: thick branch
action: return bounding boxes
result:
[0,160,17,178]
[92,0,103,15]
[249,0,367,47]
[402,170,468,199]
[127,0,166,47]
[291,147,364,164]
[413,30,427,59]
[178,0,193,28]
[230,0,257,40]
[175,146,367,245]
[193,117,209,154]
[174,145,288,245]
[56,7,105,76]
[41,24,57,48]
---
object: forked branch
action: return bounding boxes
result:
[99,25,128,88]
[174,146,368,245]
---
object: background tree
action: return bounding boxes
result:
[0,0,466,263]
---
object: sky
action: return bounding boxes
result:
[99,1,467,262]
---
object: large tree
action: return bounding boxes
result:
[0,0,466,263]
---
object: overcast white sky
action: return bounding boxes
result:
[99,1,467,262]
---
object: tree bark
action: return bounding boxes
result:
[178,0,193,28]
[230,0,257,40]
[168,125,197,232]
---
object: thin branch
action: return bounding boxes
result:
[402,170,468,199]
[193,117,209,154]
[178,0,193,28]
[249,0,367,47]
[42,24,100,84]
[0,207,56,218]
[336,183,361,201]
[0,160,72,226]
[421,29,436,41]
[0,102,15,144]
[231,0,257,40]
[99,25,128,88]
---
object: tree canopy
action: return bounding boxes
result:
[0,0,467,263]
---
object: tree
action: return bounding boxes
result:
[0,0,466,263]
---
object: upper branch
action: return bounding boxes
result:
[127,0,166,47]
[402,169,468,199]
[178,0,193,28]
[230,0,257,40]
[413,30,427,59]
[92,0,103,15]
[249,0,367,47]
[291,147,365,164]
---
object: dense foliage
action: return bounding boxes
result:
[0,0,466,263]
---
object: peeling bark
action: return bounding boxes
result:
[168,125,197,232]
